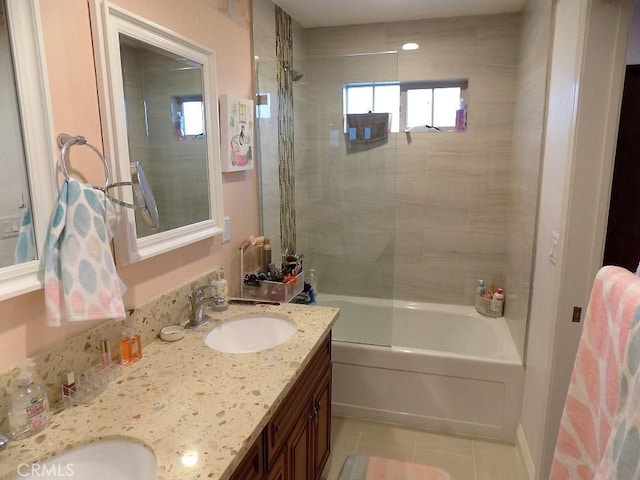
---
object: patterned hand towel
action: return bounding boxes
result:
[14,205,36,264]
[44,179,126,325]
[550,266,640,479]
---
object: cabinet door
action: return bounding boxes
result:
[229,435,264,480]
[266,447,287,480]
[288,400,313,480]
[313,367,332,479]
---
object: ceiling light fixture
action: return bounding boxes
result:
[402,42,419,51]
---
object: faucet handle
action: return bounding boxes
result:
[193,285,215,300]
[189,285,211,307]
[0,431,9,451]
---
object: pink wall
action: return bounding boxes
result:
[0,0,257,369]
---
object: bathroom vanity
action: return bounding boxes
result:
[0,303,338,480]
[230,336,331,480]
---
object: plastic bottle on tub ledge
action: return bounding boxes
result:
[476,279,486,297]
[492,288,505,316]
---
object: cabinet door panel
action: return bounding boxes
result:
[229,435,264,480]
[288,401,313,480]
[266,447,287,480]
[266,335,331,467]
[314,367,332,478]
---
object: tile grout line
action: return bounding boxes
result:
[472,438,478,480]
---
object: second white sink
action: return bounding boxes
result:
[205,314,297,353]
[13,439,156,480]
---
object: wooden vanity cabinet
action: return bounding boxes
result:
[230,436,265,480]
[230,334,331,480]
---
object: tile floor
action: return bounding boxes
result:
[322,416,527,480]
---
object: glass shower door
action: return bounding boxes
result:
[297,52,398,347]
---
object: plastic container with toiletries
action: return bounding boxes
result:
[120,327,142,365]
[475,283,505,317]
[8,366,50,440]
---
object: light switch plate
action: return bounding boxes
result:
[222,216,231,244]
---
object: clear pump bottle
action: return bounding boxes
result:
[8,370,50,440]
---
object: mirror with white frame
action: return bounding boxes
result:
[91,0,224,265]
[0,0,57,301]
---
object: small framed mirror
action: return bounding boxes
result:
[90,1,224,265]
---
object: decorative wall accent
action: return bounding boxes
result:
[220,94,254,172]
[275,6,296,255]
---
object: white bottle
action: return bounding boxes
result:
[212,267,228,301]
[476,279,486,297]
[492,288,505,315]
[8,370,50,440]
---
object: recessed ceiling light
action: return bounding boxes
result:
[402,42,419,51]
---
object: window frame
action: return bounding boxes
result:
[343,79,468,133]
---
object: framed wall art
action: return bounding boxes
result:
[219,94,254,172]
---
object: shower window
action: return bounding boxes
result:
[343,79,468,132]
[343,83,400,132]
[171,95,204,139]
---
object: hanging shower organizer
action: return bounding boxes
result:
[57,134,159,229]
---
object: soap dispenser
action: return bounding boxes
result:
[212,268,229,302]
[7,364,50,440]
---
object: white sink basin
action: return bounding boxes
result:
[13,439,156,480]
[205,314,297,353]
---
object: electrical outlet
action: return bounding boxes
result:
[222,216,231,244]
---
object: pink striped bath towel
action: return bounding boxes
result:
[551,266,640,479]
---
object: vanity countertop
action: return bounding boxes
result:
[0,303,339,480]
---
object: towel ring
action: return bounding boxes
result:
[57,134,111,190]
[56,134,159,229]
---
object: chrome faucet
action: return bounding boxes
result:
[186,285,227,329]
[0,431,9,452]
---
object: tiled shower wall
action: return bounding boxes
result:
[253,0,307,264]
[253,2,550,360]
[303,14,521,304]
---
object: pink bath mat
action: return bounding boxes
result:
[338,454,451,480]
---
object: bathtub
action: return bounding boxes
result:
[318,294,525,442]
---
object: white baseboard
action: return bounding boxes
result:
[516,424,535,480]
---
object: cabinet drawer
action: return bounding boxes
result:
[266,335,331,468]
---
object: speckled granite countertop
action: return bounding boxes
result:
[0,303,338,480]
